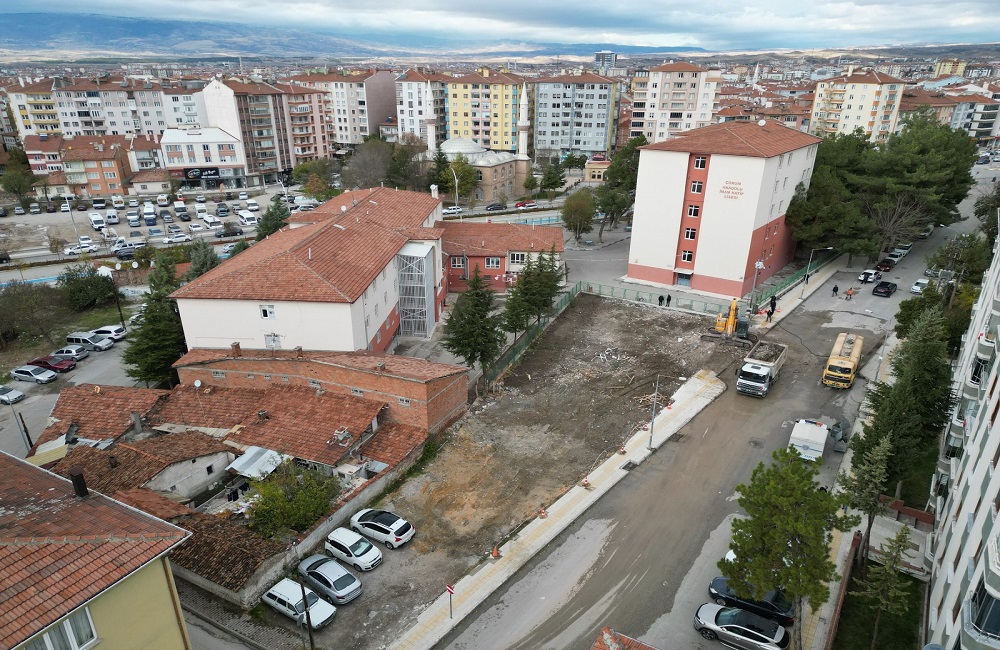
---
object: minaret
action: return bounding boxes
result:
[516,83,530,160]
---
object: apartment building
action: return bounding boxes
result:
[445,68,527,153]
[288,70,398,149]
[394,68,450,147]
[532,72,617,160]
[53,77,173,138]
[808,67,904,143]
[897,87,958,130]
[926,243,1000,650]
[950,94,1000,147]
[934,59,968,78]
[628,62,723,143]
[60,135,132,199]
[160,126,246,191]
[8,78,61,137]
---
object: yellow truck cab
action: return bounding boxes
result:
[822,332,864,388]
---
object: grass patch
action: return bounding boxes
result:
[247,603,271,625]
[831,564,925,650]
[898,442,938,508]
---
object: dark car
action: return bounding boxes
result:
[46,204,57,213]
[708,577,795,627]
[0,207,7,217]
[177,211,192,222]
[28,355,76,373]
[215,224,244,238]
[874,258,895,272]
[485,203,507,211]
[873,281,898,297]
[0,251,10,264]
[116,249,136,261]
[76,202,88,211]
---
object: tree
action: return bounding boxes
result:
[147,254,181,298]
[256,195,290,241]
[450,154,478,207]
[894,283,943,339]
[540,162,565,200]
[342,138,392,189]
[1,167,34,201]
[430,146,450,193]
[56,264,117,311]
[594,182,635,239]
[502,278,534,338]
[604,135,647,194]
[291,158,337,185]
[0,280,61,346]
[850,526,913,650]
[862,190,927,258]
[975,180,1000,244]
[386,133,425,190]
[122,254,185,387]
[785,175,874,262]
[186,239,221,280]
[722,447,857,645]
[229,240,252,257]
[522,172,538,197]
[562,189,595,242]
[246,459,342,538]
[441,266,506,369]
[838,436,891,569]
[303,172,335,201]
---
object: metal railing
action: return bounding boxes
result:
[580,281,730,315]
[752,251,839,312]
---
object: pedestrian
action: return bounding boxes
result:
[665,294,672,307]
[845,288,854,301]
[832,284,839,297]
[658,295,665,307]
[766,309,773,322]
[769,295,777,314]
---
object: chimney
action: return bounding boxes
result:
[376,361,386,371]
[130,411,143,434]
[430,184,439,199]
[231,341,242,357]
[68,467,89,498]
[293,346,303,358]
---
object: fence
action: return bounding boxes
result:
[751,252,839,313]
[580,281,730,315]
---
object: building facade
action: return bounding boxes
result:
[445,68,527,153]
[394,69,449,147]
[950,95,1000,147]
[532,73,617,161]
[160,126,246,191]
[808,68,904,143]
[289,70,399,150]
[626,121,820,297]
[628,62,723,143]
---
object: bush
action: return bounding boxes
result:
[56,264,118,311]
[246,461,342,538]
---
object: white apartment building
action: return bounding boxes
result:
[288,70,398,149]
[52,78,170,137]
[394,69,449,146]
[628,62,723,143]
[533,73,617,160]
[160,127,246,191]
[927,243,1000,650]
[9,79,63,137]
[950,94,1000,148]
[808,68,903,143]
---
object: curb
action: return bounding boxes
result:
[181,604,282,650]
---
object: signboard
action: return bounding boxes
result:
[446,584,454,594]
[184,167,220,180]
[719,180,744,200]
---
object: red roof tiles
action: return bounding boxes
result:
[641,120,820,158]
[649,62,709,73]
[33,385,170,452]
[0,453,187,647]
[437,221,565,257]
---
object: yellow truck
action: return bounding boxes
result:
[822,332,864,388]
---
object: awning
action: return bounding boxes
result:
[226,446,290,478]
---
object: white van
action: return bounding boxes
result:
[245,198,260,212]
[173,200,188,215]
[88,213,106,231]
[111,195,126,209]
[142,203,156,217]
[105,209,119,224]
[156,194,170,207]
[66,331,114,351]
[195,203,208,217]
[203,215,223,229]
[237,210,258,226]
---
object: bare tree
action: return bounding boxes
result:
[862,190,926,258]
[342,139,392,189]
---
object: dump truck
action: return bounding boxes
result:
[821,332,864,389]
[736,341,789,397]
[788,418,829,462]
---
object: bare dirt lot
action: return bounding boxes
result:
[315,294,747,649]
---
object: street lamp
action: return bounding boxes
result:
[97,262,138,330]
[449,166,461,219]
[800,246,834,299]
[647,373,687,450]
[65,197,79,241]
[5,399,32,451]
[749,260,765,315]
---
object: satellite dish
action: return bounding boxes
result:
[194,380,203,388]
[758,119,767,127]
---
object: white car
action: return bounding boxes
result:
[64,244,98,256]
[350,509,415,549]
[442,206,463,215]
[163,233,193,244]
[238,191,249,200]
[0,385,26,404]
[261,578,336,629]
[60,203,71,212]
[11,365,58,384]
[325,527,383,571]
[195,194,207,203]
[911,278,930,294]
[189,223,205,232]
[78,235,94,246]
[90,325,127,341]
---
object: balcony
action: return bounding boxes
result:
[963,593,1000,650]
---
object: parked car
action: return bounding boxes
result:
[116,249,136,261]
[872,281,898,297]
[92,198,107,209]
[708,577,795,627]
[11,365,58,384]
[45,204,56,213]
[350,509,415,549]
[128,198,139,208]
[693,603,790,649]
[485,203,507,211]
[0,250,11,264]
[60,203,71,212]
[13,206,25,215]
[195,194,207,203]
[298,555,362,605]
[27,356,76,373]
[874,258,895,272]
[215,223,244,238]
[925,266,942,278]
[260,578,336,629]
[163,232,193,244]
[918,224,935,239]
[149,227,165,237]
[76,202,88,211]
[178,211,192,222]
[442,206,463,215]
[64,244,98,256]
[515,200,538,209]
[51,345,90,362]
[910,278,930,294]
[886,250,905,264]
[324,527,383,571]
[78,235,94,246]
[90,325,127,341]
[189,223,205,232]
[238,191,249,200]
[0,207,7,217]
[167,224,182,234]
[857,269,881,283]
[0,385,26,404]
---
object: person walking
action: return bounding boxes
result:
[658,295,665,307]
[832,284,839,297]
[845,287,854,301]
[769,295,777,314]
[666,294,672,307]
[766,308,774,323]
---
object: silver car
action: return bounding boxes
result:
[0,385,26,404]
[11,365,58,384]
[693,603,789,649]
[298,555,362,605]
[51,345,90,362]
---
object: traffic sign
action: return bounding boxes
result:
[446,584,454,594]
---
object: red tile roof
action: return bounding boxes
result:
[437,221,565,257]
[395,69,452,84]
[318,186,440,229]
[113,489,287,592]
[33,385,170,452]
[641,120,821,158]
[173,348,467,382]
[649,62,709,73]
[0,453,188,648]
[130,168,172,182]
[288,70,380,84]
[538,73,615,84]
[446,69,526,86]
[825,70,905,85]
[358,422,427,467]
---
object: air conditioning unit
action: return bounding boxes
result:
[336,463,365,481]
[327,426,351,447]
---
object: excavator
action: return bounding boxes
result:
[701,298,757,348]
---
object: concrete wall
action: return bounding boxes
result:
[145,452,234,498]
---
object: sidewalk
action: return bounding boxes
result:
[390,370,727,650]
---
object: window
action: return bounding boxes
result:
[351,388,364,397]
[397,397,411,407]
[260,305,275,319]
[690,180,703,193]
[687,205,700,218]
[25,608,96,650]
[451,257,465,269]
[693,156,706,169]
[685,228,697,240]
[510,252,527,265]
[681,250,693,262]
[485,257,501,269]
[309,379,321,389]
[212,371,226,379]
[206,464,214,475]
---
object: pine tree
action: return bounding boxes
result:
[851,526,913,650]
[256,195,290,241]
[541,162,565,197]
[431,146,450,193]
[122,253,186,387]
[522,172,538,198]
[502,278,534,338]
[229,240,251,257]
[838,435,890,569]
[441,266,506,369]
[186,239,221,280]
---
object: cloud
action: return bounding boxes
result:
[15,0,1000,50]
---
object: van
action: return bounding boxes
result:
[174,200,188,214]
[237,210,258,226]
[29,202,41,214]
[111,195,126,209]
[89,214,106,230]
[143,203,156,217]
[156,194,170,207]
[92,198,107,210]
[203,215,223,229]
[245,198,260,212]
[195,203,208,217]
[66,331,114,351]
[105,209,119,224]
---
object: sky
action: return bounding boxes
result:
[15,0,1000,51]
